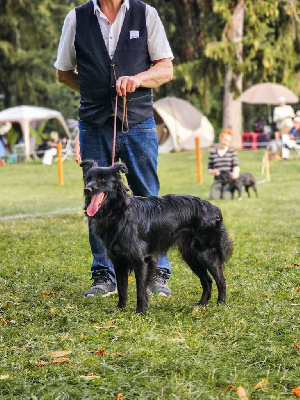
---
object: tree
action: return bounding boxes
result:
[150,0,300,141]
[0,0,80,120]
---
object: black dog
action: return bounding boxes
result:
[81,160,233,315]
[218,171,258,200]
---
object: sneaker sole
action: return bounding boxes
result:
[85,289,118,298]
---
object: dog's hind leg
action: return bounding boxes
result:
[245,186,251,198]
[179,249,213,306]
[253,183,258,197]
[204,248,227,304]
[183,245,227,305]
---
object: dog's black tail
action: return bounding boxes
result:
[217,220,233,264]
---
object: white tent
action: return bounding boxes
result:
[0,105,70,160]
[153,97,214,153]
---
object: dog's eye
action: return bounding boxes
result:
[99,178,106,183]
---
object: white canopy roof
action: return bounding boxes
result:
[0,106,70,160]
[153,97,214,153]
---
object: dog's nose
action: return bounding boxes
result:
[84,187,92,195]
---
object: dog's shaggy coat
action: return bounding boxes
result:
[81,161,233,314]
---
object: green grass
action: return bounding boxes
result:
[0,151,299,399]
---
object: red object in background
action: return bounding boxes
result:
[242,132,260,149]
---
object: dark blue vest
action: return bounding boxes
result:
[75,0,153,127]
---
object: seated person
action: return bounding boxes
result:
[273,97,295,135]
[281,116,300,160]
[208,129,240,200]
[257,125,271,148]
[42,131,60,165]
[252,116,265,133]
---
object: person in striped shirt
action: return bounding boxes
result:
[208,129,240,200]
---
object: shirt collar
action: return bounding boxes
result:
[92,0,130,15]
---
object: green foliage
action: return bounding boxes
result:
[29,121,49,148]
[152,0,300,125]
[0,0,81,115]
[0,0,300,130]
[0,152,299,398]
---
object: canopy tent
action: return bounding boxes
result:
[153,97,214,153]
[238,83,298,105]
[238,83,299,124]
[0,106,70,160]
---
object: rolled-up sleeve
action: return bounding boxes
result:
[146,6,173,62]
[54,10,77,71]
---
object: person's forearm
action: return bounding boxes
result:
[56,70,80,92]
[231,166,240,179]
[116,58,173,96]
[136,58,173,88]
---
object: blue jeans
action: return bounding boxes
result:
[79,117,171,284]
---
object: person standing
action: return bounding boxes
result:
[55,0,173,298]
[273,96,295,135]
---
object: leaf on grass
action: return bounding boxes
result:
[49,309,56,314]
[41,292,56,297]
[196,285,202,292]
[293,388,300,398]
[66,304,73,308]
[80,373,101,380]
[254,379,268,389]
[295,343,300,349]
[95,349,106,356]
[0,375,9,380]
[236,386,249,400]
[93,324,117,330]
[1,318,15,325]
[51,357,70,364]
[50,350,72,357]
[222,385,236,391]
[34,361,48,367]
[295,287,300,291]
[36,254,42,258]
[115,394,124,400]
[111,353,127,358]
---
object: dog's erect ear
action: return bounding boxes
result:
[80,160,98,174]
[112,162,128,175]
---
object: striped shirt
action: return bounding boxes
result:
[208,148,239,178]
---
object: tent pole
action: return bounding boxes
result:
[22,121,31,161]
[195,137,202,184]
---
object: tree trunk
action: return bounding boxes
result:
[222,0,244,148]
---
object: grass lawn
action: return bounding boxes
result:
[0,150,299,399]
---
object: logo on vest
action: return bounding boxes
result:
[130,30,139,39]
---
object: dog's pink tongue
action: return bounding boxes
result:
[87,194,103,217]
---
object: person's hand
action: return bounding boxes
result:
[116,75,141,97]
[231,171,239,179]
[74,131,81,164]
[214,169,220,176]
[75,152,82,164]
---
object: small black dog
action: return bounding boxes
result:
[81,160,233,315]
[218,171,258,200]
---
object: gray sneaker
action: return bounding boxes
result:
[149,269,172,296]
[84,272,117,298]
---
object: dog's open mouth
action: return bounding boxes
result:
[86,192,108,217]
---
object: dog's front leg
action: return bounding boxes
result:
[133,262,149,315]
[114,264,128,310]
